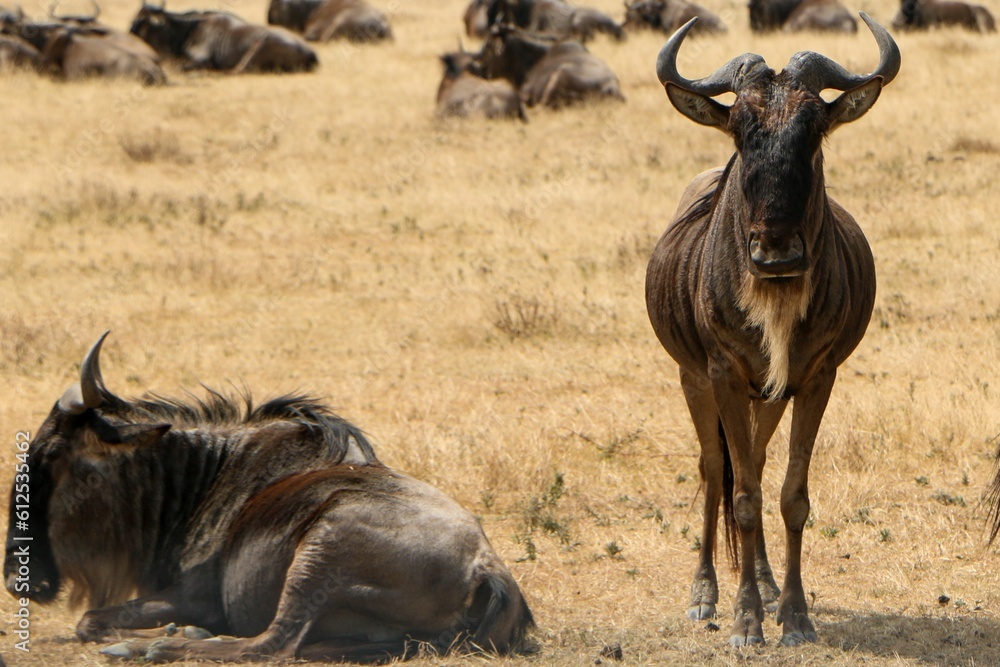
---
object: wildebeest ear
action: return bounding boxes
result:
[827,77,883,132]
[90,418,171,448]
[116,423,171,447]
[666,84,731,132]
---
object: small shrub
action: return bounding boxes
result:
[492,293,558,338]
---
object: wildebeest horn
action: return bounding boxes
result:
[784,13,900,92]
[89,0,100,19]
[656,18,768,96]
[57,331,110,414]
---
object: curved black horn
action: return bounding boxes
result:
[656,18,768,96]
[785,13,900,92]
[79,330,109,408]
[57,331,110,414]
[89,0,100,19]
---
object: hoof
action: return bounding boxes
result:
[728,633,765,647]
[182,626,215,640]
[100,642,138,659]
[687,603,717,621]
[779,630,818,647]
[763,600,779,614]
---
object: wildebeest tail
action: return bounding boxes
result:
[720,419,739,571]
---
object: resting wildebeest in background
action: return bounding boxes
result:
[468,0,624,41]
[437,49,527,120]
[749,0,857,32]
[645,13,898,646]
[477,24,624,108]
[130,4,318,73]
[37,25,166,83]
[891,0,995,31]
[302,0,391,42]
[622,0,727,35]
[0,4,165,81]
[4,333,534,662]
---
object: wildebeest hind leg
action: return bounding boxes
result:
[679,369,722,621]
[229,36,269,74]
[751,398,789,612]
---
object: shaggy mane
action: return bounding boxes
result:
[98,387,375,458]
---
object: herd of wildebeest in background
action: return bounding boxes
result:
[0,0,995,116]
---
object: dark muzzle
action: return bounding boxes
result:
[748,230,805,276]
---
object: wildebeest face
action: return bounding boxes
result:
[5,409,74,603]
[129,6,170,52]
[729,74,826,276]
[5,334,170,604]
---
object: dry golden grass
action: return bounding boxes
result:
[2,0,1000,663]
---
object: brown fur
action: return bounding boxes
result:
[4,337,533,663]
[303,0,391,43]
[646,27,892,646]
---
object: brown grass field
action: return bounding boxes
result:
[2,0,1000,663]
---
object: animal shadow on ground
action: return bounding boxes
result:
[819,607,1000,664]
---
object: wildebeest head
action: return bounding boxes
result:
[3,332,169,605]
[657,14,898,277]
[477,24,554,86]
[129,3,187,55]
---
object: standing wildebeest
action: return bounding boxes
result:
[302,0,391,42]
[130,4,317,73]
[477,25,624,108]
[468,0,624,41]
[645,14,898,646]
[4,333,534,662]
[892,0,995,31]
[622,0,727,34]
[749,0,857,32]
[437,50,527,120]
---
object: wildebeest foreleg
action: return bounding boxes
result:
[751,398,789,612]
[680,369,723,621]
[712,368,765,646]
[776,371,835,646]
[76,586,216,642]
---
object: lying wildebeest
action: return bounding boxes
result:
[302,0,391,42]
[4,333,534,662]
[0,5,164,82]
[749,0,857,32]
[38,26,165,83]
[470,0,624,41]
[646,13,898,646]
[891,0,995,31]
[437,49,526,120]
[130,4,318,73]
[622,0,727,35]
[477,25,624,108]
